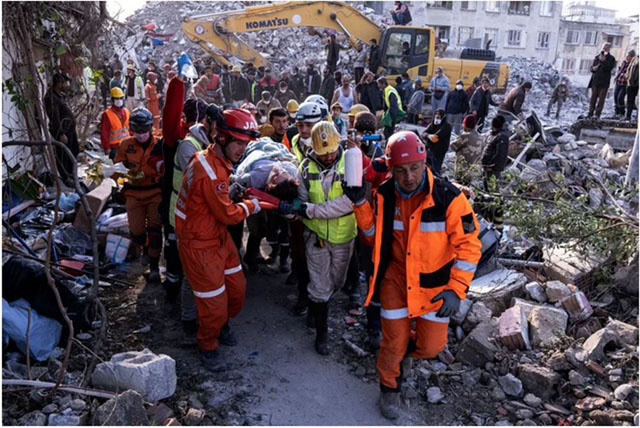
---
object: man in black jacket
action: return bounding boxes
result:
[289,66,305,100]
[305,64,321,98]
[368,38,381,75]
[230,65,250,106]
[319,66,336,103]
[469,77,498,132]
[422,109,451,175]
[482,115,509,186]
[44,73,79,185]
[356,71,383,113]
[588,42,616,118]
[445,79,470,135]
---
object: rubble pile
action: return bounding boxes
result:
[123,1,386,74]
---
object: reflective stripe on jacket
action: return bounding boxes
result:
[104,107,130,148]
[353,167,481,318]
[169,134,206,227]
[113,135,161,189]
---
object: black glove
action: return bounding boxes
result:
[341,182,366,205]
[296,203,310,219]
[431,290,461,318]
[371,157,388,173]
[228,182,246,201]
[277,201,295,215]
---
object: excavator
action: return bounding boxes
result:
[181,1,510,93]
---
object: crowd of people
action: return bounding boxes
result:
[40,31,637,421]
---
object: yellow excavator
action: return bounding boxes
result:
[182,1,509,93]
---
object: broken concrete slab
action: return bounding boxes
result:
[577,328,618,362]
[524,281,546,303]
[462,301,492,332]
[91,348,176,402]
[18,411,47,426]
[93,390,149,426]
[47,413,88,426]
[543,245,606,289]
[560,291,593,322]
[544,280,571,303]
[498,305,530,350]
[517,364,561,400]
[604,319,639,346]
[468,268,527,316]
[498,373,523,397]
[450,298,473,325]
[455,320,499,367]
[529,305,568,348]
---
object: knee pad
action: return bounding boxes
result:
[130,232,146,247]
[148,227,163,249]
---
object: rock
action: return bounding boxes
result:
[455,320,499,367]
[568,370,587,386]
[498,373,523,397]
[491,385,506,401]
[57,396,71,407]
[588,188,603,209]
[469,269,527,315]
[93,390,149,426]
[69,399,86,412]
[463,301,492,331]
[188,393,204,410]
[426,387,444,404]
[524,282,546,303]
[461,369,482,387]
[516,409,535,420]
[495,420,513,426]
[498,306,530,350]
[561,292,593,322]
[18,411,47,426]
[611,400,626,410]
[614,384,634,400]
[451,298,473,325]
[578,328,618,362]
[605,319,639,346]
[517,364,561,400]
[91,348,176,402]
[609,368,623,376]
[184,408,206,426]
[529,305,568,348]
[588,410,614,425]
[354,365,366,377]
[537,413,552,425]
[544,280,571,302]
[42,403,58,414]
[557,133,577,143]
[47,413,88,426]
[575,396,606,411]
[612,410,635,422]
[403,385,418,399]
[518,418,537,426]
[146,403,175,425]
[548,351,572,371]
[523,393,542,408]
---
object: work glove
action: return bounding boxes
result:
[277,201,295,215]
[341,182,366,206]
[228,182,247,201]
[431,290,461,318]
[296,202,311,219]
[370,157,388,173]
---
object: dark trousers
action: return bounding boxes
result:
[289,220,309,300]
[408,112,420,124]
[383,126,394,140]
[354,67,364,86]
[476,115,487,132]
[227,220,244,252]
[614,84,627,115]
[547,97,564,118]
[163,224,183,284]
[626,86,639,119]
[589,86,608,118]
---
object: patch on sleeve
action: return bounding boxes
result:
[461,213,476,234]
[216,182,227,193]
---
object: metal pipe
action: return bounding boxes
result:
[496,258,544,268]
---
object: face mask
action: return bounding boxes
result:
[260,116,267,124]
[134,131,150,142]
[280,88,287,93]
[456,84,463,90]
[434,119,441,125]
[114,99,124,107]
[300,137,312,147]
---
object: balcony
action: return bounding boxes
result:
[508,1,530,15]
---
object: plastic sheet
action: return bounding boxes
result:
[52,224,92,256]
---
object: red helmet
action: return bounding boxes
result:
[216,108,260,144]
[385,131,426,167]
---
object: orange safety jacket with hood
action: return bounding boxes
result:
[353,167,482,318]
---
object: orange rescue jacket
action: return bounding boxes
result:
[114,135,162,190]
[104,107,130,149]
[353,167,482,318]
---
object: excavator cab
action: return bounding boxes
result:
[379,26,434,82]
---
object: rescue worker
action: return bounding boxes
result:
[286,99,299,125]
[347,104,371,130]
[499,81,532,122]
[268,107,289,144]
[114,108,163,282]
[124,65,145,112]
[377,77,405,140]
[282,122,357,355]
[100,87,130,158]
[145,72,161,130]
[450,114,483,185]
[547,77,569,119]
[343,131,481,419]
[174,108,262,371]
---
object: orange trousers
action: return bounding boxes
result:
[179,231,246,351]
[125,188,162,259]
[377,263,449,391]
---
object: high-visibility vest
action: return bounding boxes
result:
[169,134,206,227]
[301,154,357,244]
[384,85,403,111]
[104,107,130,148]
[291,134,307,163]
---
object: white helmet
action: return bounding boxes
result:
[295,101,323,123]
[304,95,329,119]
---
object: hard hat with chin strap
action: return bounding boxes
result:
[295,101,323,123]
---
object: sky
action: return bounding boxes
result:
[107,0,639,21]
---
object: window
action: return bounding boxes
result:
[485,1,500,13]
[460,1,477,10]
[458,26,474,45]
[507,30,523,47]
[484,28,499,48]
[427,1,453,9]
[584,31,598,46]
[508,1,531,15]
[434,26,451,43]
[579,59,592,74]
[414,32,430,55]
[537,32,550,49]
[539,1,554,16]
[561,58,576,73]
[566,30,580,44]
[606,35,623,47]
[382,31,413,74]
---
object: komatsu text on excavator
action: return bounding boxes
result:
[182,1,509,93]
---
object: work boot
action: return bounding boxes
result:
[293,296,308,316]
[279,245,290,273]
[162,279,180,301]
[368,329,382,350]
[306,309,315,329]
[148,258,160,283]
[378,391,401,420]
[285,271,297,285]
[312,301,329,356]
[199,349,227,373]
[218,322,237,346]
[243,234,261,272]
[181,319,198,347]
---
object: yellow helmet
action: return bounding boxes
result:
[348,103,370,117]
[110,87,125,98]
[311,121,341,156]
[286,99,299,116]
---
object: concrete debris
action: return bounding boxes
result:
[613,384,634,401]
[462,301,492,332]
[560,291,593,322]
[523,282,546,303]
[498,373,523,397]
[604,319,639,346]
[47,413,88,426]
[91,348,177,402]
[93,390,149,426]
[523,393,542,408]
[528,305,568,348]
[455,320,499,367]
[184,408,206,426]
[498,305,530,350]
[568,369,587,387]
[468,269,527,316]
[426,387,444,404]
[544,280,571,303]
[578,327,619,362]
[146,403,175,425]
[450,298,473,326]
[18,411,47,426]
[517,364,561,400]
